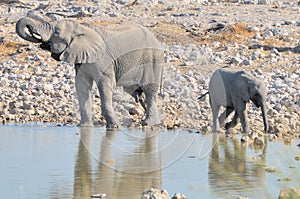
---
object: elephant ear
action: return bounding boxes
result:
[231,72,251,102]
[60,23,105,64]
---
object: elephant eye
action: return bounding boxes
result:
[54,28,60,35]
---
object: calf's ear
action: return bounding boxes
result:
[232,73,250,102]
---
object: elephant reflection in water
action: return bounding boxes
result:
[73,127,161,199]
[208,134,267,198]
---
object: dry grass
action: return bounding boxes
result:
[151,22,256,46]
[152,22,300,73]
[0,41,20,59]
[0,39,57,68]
[90,21,119,26]
[194,23,256,45]
[150,22,195,45]
[261,38,290,47]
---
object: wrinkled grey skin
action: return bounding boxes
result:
[16,17,164,129]
[208,67,268,134]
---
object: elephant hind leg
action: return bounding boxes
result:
[138,93,147,112]
[141,84,160,126]
[133,87,143,103]
[211,106,221,133]
[218,106,234,127]
[225,111,238,130]
[225,99,250,133]
[132,87,147,112]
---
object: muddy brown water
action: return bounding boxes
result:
[0,124,299,199]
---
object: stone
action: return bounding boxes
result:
[262,30,273,39]
[171,193,187,199]
[265,167,280,173]
[22,102,34,110]
[278,187,300,199]
[128,106,144,115]
[268,133,278,141]
[258,0,272,4]
[8,101,17,109]
[241,135,254,143]
[283,137,294,145]
[270,48,280,57]
[253,137,264,145]
[141,188,170,199]
[90,193,106,198]
[108,12,119,17]
[239,59,251,66]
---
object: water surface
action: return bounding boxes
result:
[0,125,299,199]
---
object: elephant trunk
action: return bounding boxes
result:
[16,17,52,43]
[261,103,268,132]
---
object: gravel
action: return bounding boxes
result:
[0,0,299,141]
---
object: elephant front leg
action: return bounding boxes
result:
[142,85,159,126]
[239,108,250,134]
[97,82,120,130]
[75,65,94,127]
[230,98,250,133]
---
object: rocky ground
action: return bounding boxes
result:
[0,0,300,143]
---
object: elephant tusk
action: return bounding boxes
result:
[32,32,42,40]
[24,26,42,41]
[24,27,31,37]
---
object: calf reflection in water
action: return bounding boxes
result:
[73,127,162,199]
[208,134,267,198]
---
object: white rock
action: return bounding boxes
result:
[239,59,251,66]
[141,188,170,199]
[262,30,273,39]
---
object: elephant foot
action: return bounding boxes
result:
[225,128,236,134]
[106,123,119,131]
[212,128,222,133]
[225,122,237,130]
[78,121,94,127]
[104,117,120,131]
[225,123,229,129]
[242,128,250,134]
[93,120,106,127]
[212,123,222,133]
[142,117,160,127]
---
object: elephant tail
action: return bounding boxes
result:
[198,92,209,100]
[158,66,164,98]
[159,84,163,97]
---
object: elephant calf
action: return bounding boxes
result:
[16,16,164,129]
[201,67,268,133]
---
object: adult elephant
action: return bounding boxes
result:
[200,67,268,133]
[16,16,164,129]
